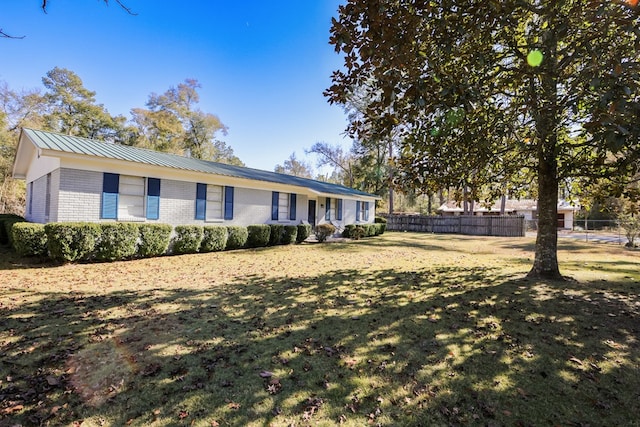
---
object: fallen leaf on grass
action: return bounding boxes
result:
[3,404,24,414]
[259,370,274,378]
[569,356,583,366]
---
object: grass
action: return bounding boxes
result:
[1,232,639,426]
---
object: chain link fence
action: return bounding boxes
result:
[526,219,627,245]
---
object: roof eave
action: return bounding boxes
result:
[12,129,36,180]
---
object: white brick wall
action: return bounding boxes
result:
[57,168,102,222]
[49,169,60,223]
[158,179,198,225]
[37,168,374,227]
[26,175,47,223]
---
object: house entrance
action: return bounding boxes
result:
[308,200,316,227]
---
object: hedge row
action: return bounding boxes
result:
[342,223,386,239]
[6,222,317,262]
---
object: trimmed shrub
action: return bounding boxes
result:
[375,216,387,224]
[138,224,172,257]
[269,224,284,246]
[315,223,336,243]
[172,225,203,255]
[95,223,139,261]
[296,224,312,243]
[201,226,228,252]
[282,225,298,245]
[11,222,48,257]
[1,215,26,246]
[226,226,248,250]
[378,223,387,235]
[45,222,101,262]
[247,224,271,248]
[343,224,365,240]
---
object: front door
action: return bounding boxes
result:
[308,200,316,227]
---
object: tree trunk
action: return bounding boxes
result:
[527,26,562,280]
[388,138,394,215]
[528,156,561,279]
[463,185,469,215]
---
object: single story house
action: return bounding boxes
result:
[437,198,580,229]
[12,128,379,228]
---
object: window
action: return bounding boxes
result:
[356,201,370,222]
[102,173,159,221]
[272,191,295,221]
[206,184,223,220]
[146,178,160,220]
[101,173,119,219]
[197,183,233,221]
[337,199,343,221]
[118,175,145,221]
[278,192,289,221]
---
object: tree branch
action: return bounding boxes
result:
[0,29,25,39]
[41,0,137,15]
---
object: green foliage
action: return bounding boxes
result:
[226,226,248,250]
[377,223,386,235]
[247,224,271,248]
[328,0,640,278]
[0,214,25,245]
[268,224,284,246]
[282,225,298,245]
[201,226,228,253]
[296,224,312,243]
[45,222,100,262]
[138,224,172,258]
[343,224,365,240]
[274,152,313,178]
[172,225,203,255]
[619,214,640,247]
[131,79,243,165]
[11,222,48,257]
[375,216,387,224]
[95,223,139,261]
[315,223,336,243]
[42,67,124,141]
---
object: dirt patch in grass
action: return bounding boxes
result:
[1,233,639,426]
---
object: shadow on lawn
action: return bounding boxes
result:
[1,265,639,426]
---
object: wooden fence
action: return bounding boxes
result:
[385,214,525,237]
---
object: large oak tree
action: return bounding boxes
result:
[326,0,640,279]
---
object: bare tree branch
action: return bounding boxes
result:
[41,0,137,15]
[0,29,25,39]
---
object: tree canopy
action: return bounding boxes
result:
[327,0,640,279]
[131,79,242,165]
[0,69,244,214]
[274,152,313,178]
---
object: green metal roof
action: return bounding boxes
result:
[22,128,378,199]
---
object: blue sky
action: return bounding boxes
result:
[0,0,349,172]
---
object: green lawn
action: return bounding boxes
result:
[1,232,639,426]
